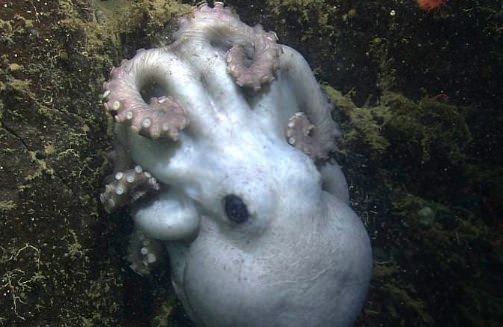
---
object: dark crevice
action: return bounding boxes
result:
[1,121,78,198]
[1,121,32,152]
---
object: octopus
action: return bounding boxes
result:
[100,3,372,327]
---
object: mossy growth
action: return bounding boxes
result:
[387,193,503,326]
[0,0,191,325]
[325,86,503,326]
[326,86,471,195]
[328,86,470,158]
[120,0,191,43]
[324,85,390,155]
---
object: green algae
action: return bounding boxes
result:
[324,85,390,155]
[325,85,470,165]
[0,200,17,211]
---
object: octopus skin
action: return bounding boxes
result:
[100,3,372,327]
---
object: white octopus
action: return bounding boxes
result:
[100,3,372,327]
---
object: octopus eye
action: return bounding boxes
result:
[223,194,249,224]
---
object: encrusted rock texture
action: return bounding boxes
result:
[0,0,502,326]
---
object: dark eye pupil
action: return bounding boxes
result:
[223,194,249,224]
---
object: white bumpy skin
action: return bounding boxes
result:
[101,3,372,327]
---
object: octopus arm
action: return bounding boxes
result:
[280,46,341,160]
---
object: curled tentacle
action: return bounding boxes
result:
[127,229,164,276]
[285,109,340,161]
[280,46,341,160]
[102,56,189,140]
[100,166,160,213]
[226,27,281,91]
[286,112,316,158]
[176,2,281,91]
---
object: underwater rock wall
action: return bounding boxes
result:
[0,0,191,325]
[1,0,501,326]
[0,0,131,325]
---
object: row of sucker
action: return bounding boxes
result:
[102,56,189,140]
[177,2,281,91]
[127,229,164,276]
[285,111,339,160]
[100,165,160,213]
